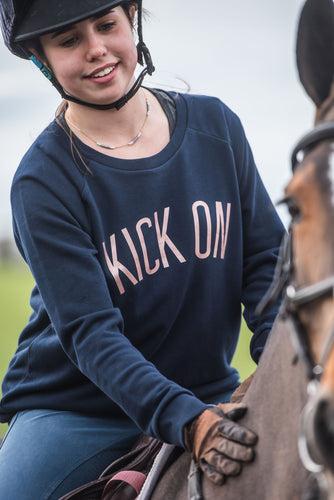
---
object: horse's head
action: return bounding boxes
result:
[281,0,334,487]
[285,130,334,369]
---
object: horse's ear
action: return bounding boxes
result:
[296,0,334,108]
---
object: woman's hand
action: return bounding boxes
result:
[184,402,257,485]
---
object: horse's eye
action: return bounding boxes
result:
[288,199,301,218]
[278,196,302,222]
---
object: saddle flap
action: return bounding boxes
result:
[58,434,163,500]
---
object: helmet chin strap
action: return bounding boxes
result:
[28,41,155,111]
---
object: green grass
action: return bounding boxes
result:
[232,324,256,381]
[0,262,35,437]
[0,262,255,437]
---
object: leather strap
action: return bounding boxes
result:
[103,470,146,496]
[291,121,334,170]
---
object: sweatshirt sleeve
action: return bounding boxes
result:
[11,146,207,447]
[226,110,286,362]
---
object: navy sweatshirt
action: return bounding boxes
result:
[0,92,284,447]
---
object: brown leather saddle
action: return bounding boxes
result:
[59,434,180,500]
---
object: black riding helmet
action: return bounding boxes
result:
[0,0,154,110]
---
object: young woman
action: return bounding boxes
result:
[0,0,285,498]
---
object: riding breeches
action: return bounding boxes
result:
[0,409,141,499]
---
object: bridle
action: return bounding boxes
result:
[258,121,334,497]
[276,121,334,381]
[256,229,334,384]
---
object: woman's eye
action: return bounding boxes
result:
[60,37,77,48]
[99,22,116,32]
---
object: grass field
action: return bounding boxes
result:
[0,262,256,437]
[0,262,35,437]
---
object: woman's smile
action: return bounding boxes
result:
[86,62,119,83]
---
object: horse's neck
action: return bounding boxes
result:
[203,316,310,499]
[152,321,307,500]
[152,316,311,500]
[244,315,309,407]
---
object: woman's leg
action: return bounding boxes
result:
[0,409,141,500]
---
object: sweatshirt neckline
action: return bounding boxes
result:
[57,92,187,172]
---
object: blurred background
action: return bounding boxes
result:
[0,0,313,436]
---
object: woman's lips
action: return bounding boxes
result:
[87,63,118,83]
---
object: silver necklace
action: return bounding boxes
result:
[66,96,150,151]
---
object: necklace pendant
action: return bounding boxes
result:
[97,142,116,150]
[128,132,141,146]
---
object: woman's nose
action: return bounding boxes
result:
[85,35,107,60]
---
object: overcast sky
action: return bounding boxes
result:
[0,0,313,239]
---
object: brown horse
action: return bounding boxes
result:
[282,0,334,496]
[148,0,334,498]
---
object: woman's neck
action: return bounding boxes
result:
[65,88,147,146]
[64,87,171,159]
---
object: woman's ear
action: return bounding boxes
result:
[26,42,49,68]
[129,4,137,27]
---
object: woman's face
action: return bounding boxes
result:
[39,6,138,106]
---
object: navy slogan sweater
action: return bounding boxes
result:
[0,92,284,447]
